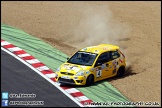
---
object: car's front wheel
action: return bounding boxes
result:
[86,75,94,86]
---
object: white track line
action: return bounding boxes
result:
[75,96,90,102]
[65,88,80,94]
[26,59,41,64]
[1,47,84,107]
[18,53,31,57]
[1,41,11,46]
[7,47,22,52]
[45,73,56,78]
[36,66,50,71]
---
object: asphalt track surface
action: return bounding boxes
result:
[1,49,79,107]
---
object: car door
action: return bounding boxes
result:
[109,50,121,75]
[94,52,111,80]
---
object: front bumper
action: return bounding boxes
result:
[55,74,87,85]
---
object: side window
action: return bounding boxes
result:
[110,51,120,60]
[95,52,109,66]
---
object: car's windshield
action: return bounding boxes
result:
[67,51,98,66]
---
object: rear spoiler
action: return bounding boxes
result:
[118,49,125,58]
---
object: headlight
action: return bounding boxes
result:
[75,71,85,76]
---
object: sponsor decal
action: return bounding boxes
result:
[96,68,99,71]
[67,66,73,70]
[73,67,80,72]
[64,64,69,68]
[86,71,90,74]
[96,70,102,77]
[90,68,95,71]
[74,77,78,80]
[61,76,70,79]
[112,60,117,66]
[98,67,101,70]
[80,66,86,69]
[113,69,116,74]
[103,47,108,50]
[101,64,106,69]
[114,65,117,69]
[95,50,98,52]
[109,65,112,69]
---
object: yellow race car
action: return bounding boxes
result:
[55,44,126,86]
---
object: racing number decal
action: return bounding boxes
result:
[96,70,102,77]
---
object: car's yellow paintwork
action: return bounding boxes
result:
[80,44,120,54]
[55,44,126,85]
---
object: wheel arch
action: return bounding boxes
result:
[116,65,125,77]
[118,65,125,72]
[87,74,95,81]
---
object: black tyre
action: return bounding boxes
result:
[117,67,125,77]
[86,75,94,86]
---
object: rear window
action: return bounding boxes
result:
[110,51,120,60]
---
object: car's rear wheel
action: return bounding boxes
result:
[86,75,94,86]
[116,66,125,77]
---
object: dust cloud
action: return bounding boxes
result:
[65,3,132,70]
[66,4,130,50]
